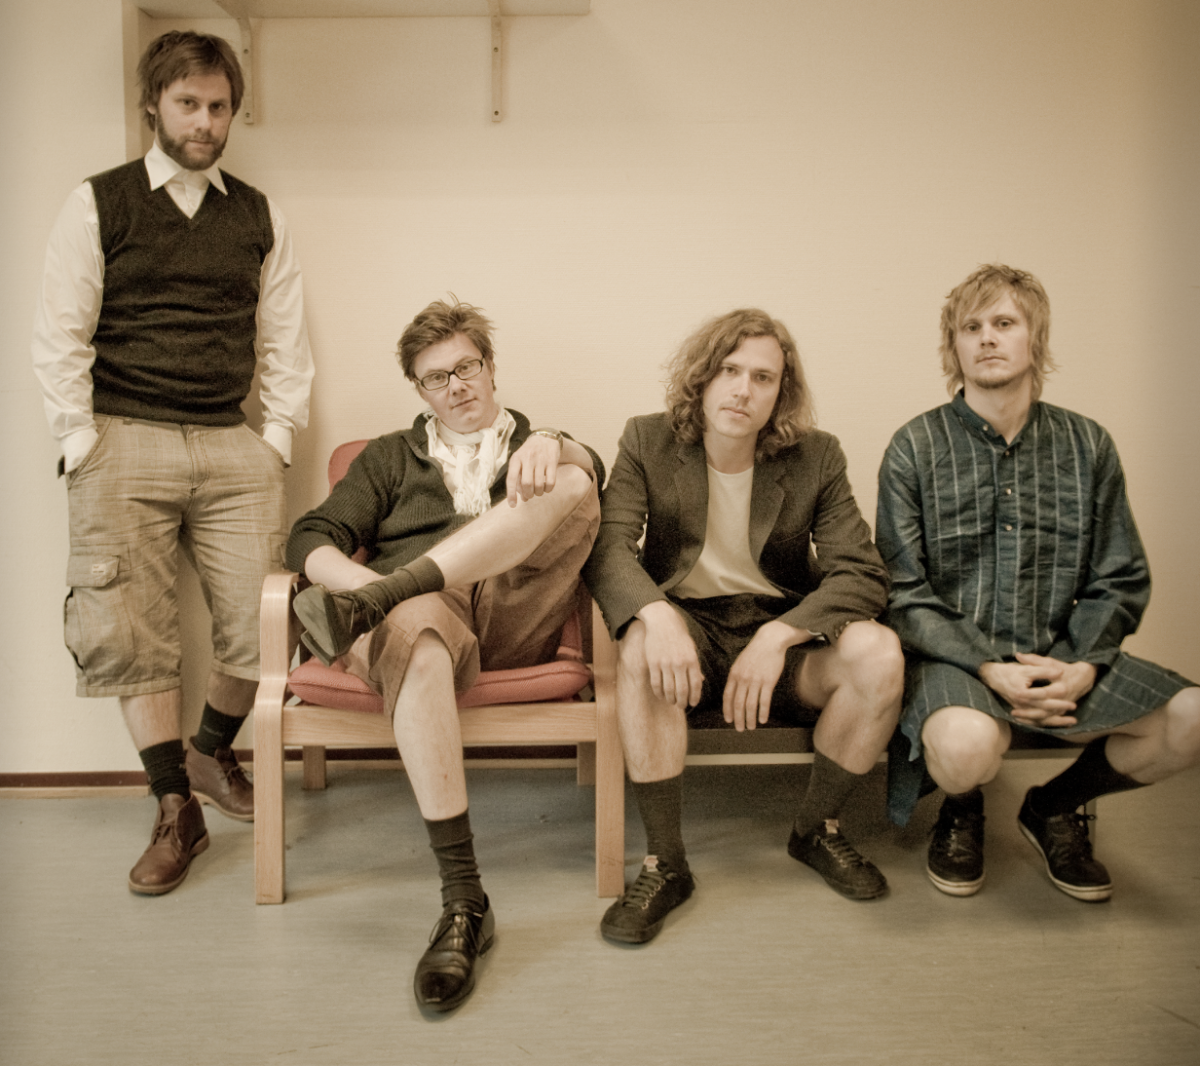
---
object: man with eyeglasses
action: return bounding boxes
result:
[286,298,602,1012]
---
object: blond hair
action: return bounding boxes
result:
[940,264,1056,399]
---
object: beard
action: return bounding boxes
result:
[156,113,226,171]
[969,363,1026,391]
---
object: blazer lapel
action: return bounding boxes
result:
[669,441,710,583]
[748,455,786,562]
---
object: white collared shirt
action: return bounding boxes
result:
[31,142,314,470]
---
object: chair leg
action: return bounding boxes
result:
[594,728,626,898]
[253,697,286,904]
[576,741,596,786]
[590,598,626,897]
[302,746,328,790]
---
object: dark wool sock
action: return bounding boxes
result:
[140,739,191,800]
[942,787,984,815]
[425,810,486,909]
[793,750,869,837]
[631,775,688,873]
[1031,737,1147,817]
[400,556,446,596]
[192,702,246,757]
[358,556,447,619]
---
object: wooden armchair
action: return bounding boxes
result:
[252,441,625,903]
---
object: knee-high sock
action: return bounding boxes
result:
[1031,737,1146,817]
[793,750,868,836]
[631,775,688,872]
[425,809,486,909]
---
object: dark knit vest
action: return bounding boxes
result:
[88,159,274,425]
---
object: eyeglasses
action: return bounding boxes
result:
[417,358,486,391]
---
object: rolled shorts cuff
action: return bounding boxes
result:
[209,661,262,684]
[75,676,182,700]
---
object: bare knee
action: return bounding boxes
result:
[394,630,455,712]
[554,462,594,506]
[833,620,905,704]
[1164,687,1200,766]
[923,707,1010,793]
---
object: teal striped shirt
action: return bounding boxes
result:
[876,392,1150,673]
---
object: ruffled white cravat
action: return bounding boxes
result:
[425,408,517,517]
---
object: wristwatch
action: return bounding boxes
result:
[530,427,564,451]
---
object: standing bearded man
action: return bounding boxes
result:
[32,31,314,895]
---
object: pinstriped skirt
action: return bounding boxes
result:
[887,652,1194,825]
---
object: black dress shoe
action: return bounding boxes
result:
[414,897,495,1012]
[293,584,386,666]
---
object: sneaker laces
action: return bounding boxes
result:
[618,865,671,910]
[1049,810,1098,860]
[819,820,870,869]
[933,812,983,859]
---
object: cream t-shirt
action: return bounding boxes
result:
[672,464,783,600]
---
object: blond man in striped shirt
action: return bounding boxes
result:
[877,264,1200,902]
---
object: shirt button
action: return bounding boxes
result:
[1005,524,1013,531]
[1004,450,1011,457]
[1005,488,1012,495]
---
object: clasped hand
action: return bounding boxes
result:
[978,653,1097,728]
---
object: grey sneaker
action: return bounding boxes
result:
[600,856,695,944]
[788,818,887,899]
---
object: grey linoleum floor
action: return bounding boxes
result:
[3,760,1198,1066]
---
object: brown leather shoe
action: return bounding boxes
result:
[186,741,254,822]
[128,794,209,895]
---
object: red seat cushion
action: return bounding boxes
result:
[288,656,591,715]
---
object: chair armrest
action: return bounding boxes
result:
[258,571,301,688]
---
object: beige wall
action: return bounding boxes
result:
[2,0,1196,773]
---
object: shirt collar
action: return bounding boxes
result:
[951,390,1038,447]
[145,141,227,195]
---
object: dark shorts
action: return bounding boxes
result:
[669,593,822,727]
[887,652,1195,825]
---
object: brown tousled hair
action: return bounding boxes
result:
[397,298,496,381]
[665,308,814,458]
[138,31,244,130]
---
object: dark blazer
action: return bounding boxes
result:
[584,413,888,642]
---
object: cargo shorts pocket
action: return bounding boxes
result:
[64,554,132,681]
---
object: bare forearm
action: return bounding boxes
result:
[559,437,595,478]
